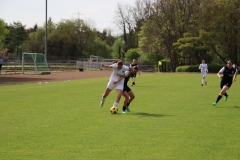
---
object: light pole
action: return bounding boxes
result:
[45,0,47,59]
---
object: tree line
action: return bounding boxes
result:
[0,0,239,71]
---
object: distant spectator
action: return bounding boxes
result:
[0,55,3,74]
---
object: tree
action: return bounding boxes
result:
[125,48,141,61]
[0,19,8,51]
[5,22,28,56]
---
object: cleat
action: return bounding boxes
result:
[212,102,217,106]
[224,94,229,101]
[201,84,203,86]
[100,100,105,108]
[126,106,131,112]
[122,110,126,114]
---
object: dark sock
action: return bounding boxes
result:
[127,103,130,107]
[224,92,228,97]
[216,95,222,103]
[123,106,126,111]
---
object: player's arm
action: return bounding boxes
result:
[101,63,113,68]
[217,72,222,78]
[233,70,237,82]
[198,64,202,70]
[113,71,131,84]
[217,67,225,78]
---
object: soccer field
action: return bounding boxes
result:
[0,73,239,159]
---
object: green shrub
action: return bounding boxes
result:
[176,64,224,73]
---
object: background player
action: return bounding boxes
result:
[130,59,140,86]
[199,60,208,86]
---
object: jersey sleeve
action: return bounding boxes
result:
[199,64,202,69]
[219,67,225,73]
[110,63,118,68]
[124,71,130,76]
[123,65,130,71]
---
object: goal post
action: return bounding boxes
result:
[22,52,50,74]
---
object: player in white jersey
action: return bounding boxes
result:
[100,61,130,108]
[199,60,208,86]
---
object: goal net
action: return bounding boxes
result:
[22,52,50,74]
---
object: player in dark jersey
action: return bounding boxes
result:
[212,60,237,106]
[130,59,140,86]
[121,66,139,113]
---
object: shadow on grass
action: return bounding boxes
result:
[131,112,173,118]
[216,106,240,109]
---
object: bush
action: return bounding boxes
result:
[176,64,224,73]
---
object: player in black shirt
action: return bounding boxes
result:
[121,66,139,113]
[130,59,140,86]
[212,60,237,106]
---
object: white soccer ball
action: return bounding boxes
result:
[110,106,118,114]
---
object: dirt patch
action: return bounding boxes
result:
[0,70,112,86]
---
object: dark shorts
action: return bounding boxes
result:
[130,73,137,78]
[123,85,131,93]
[220,80,232,89]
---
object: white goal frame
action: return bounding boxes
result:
[22,52,50,74]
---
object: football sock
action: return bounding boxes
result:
[123,106,126,111]
[216,95,222,103]
[113,102,119,107]
[224,92,228,97]
[127,103,130,107]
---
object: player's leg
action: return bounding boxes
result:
[126,90,135,112]
[100,81,114,108]
[204,73,207,85]
[222,84,231,101]
[112,82,124,108]
[122,91,129,113]
[201,73,205,86]
[132,74,137,86]
[113,89,123,107]
[213,85,229,106]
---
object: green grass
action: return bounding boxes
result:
[0,73,240,160]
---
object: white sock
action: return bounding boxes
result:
[202,79,204,84]
[102,97,105,101]
[113,102,118,107]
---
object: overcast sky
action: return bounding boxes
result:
[0,0,136,34]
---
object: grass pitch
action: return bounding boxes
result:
[0,72,239,159]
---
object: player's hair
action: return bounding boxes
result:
[112,60,118,64]
[117,61,123,66]
[228,60,234,64]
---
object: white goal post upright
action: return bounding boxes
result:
[90,55,103,69]
[22,52,50,74]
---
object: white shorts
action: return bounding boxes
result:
[106,79,124,90]
[201,71,207,77]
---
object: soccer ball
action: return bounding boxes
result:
[110,106,118,114]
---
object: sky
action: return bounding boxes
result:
[0,0,136,34]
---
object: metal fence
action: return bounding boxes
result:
[0,59,157,74]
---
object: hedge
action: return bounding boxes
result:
[176,64,224,73]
